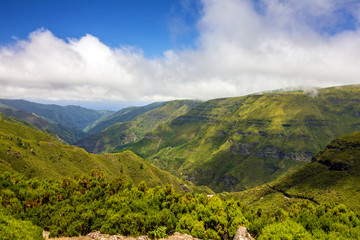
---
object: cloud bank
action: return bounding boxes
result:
[1,0,360,102]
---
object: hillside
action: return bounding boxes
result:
[0,116,209,193]
[0,99,113,130]
[127,85,360,192]
[77,100,202,153]
[233,131,360,212]
[83,102,166,134]
[0,107,87,143]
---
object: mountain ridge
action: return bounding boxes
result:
[0,114,209,193]
[126,85,360,192]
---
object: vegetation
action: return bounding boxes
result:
[0,171,359,239]
[233,131,360,213]
[0,107,87,143]
[0,205,43,240]
[77,100,201,153]
[0,98,113,130]
[83,102,166,134]
[0,115,207,193]
[126,85,360,192]
[1,86,360,239]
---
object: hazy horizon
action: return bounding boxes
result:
[1,0,360,104]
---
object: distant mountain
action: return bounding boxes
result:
[83,102,166,134]
[235,131,360,211]
[127,85,360,192]
[0,114,210,193]
[0,106,86,143]
[0,99,113,130]
[77,100,202,153]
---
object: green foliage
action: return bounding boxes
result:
[258,220,312,240]
[148,226,168,239]
[1,171,360,239]
[0,206,43,240]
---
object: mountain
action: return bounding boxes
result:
[0,99,113,130]
[234,131,360,211]
[77,100,202,153]
[127,85,360,192]
[0,106,87,143]
[83,102,166,134]
[0,115,210,193]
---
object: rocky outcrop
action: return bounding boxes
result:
[233,227,254,240]
[49,232,200,240]
[160,232,200,240]
[86,232,149,240]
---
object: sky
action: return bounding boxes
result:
[1,0,360,110]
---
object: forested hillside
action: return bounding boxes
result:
[0,107,87,143]
[77,100,201,153]
[0,99,113,130]
[0,115,206,193]
[127,85,360,192]
[234,131,360,212]
[83,102,166,135]
[1,170,359,239]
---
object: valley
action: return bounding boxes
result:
[1,85,360,239]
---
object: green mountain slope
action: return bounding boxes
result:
[0,116,209,193]
[0,107,86,143]
[128,85,360,192]
[83,102,166,134]
[77,100,202,153]
[234,131,360,211]
[0,99,113,130]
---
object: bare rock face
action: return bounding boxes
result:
[233,227,254,240]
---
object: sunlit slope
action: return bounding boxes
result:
[0,106,86,143]
[235,131,360,211]
[0,116,209,193]
[77,100,201,153]
[128,85,360,192]
[83,102,166,134]
[0,99,113,130]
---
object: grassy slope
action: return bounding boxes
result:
[0,116,210,194]
[0,99,113,130]
[233,131,360,211]
[77,100,201,153]
[0,107,87,144]
[83,102,166,134]
[128,85,360,192]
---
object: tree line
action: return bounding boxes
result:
[1,170,360,239]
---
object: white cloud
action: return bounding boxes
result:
[1,0,360,103]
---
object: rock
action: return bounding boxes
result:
[86,232,149,240]
[42,230,50,239]
[160,232,200,240]
[233,227,254,240]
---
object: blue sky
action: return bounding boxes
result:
[0,0,201,58]
[1,0,360,110]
